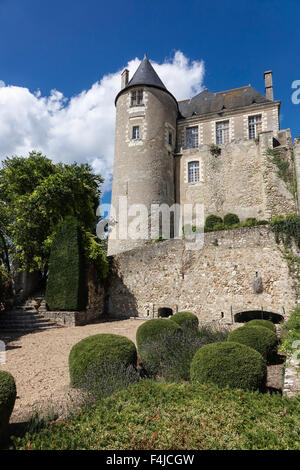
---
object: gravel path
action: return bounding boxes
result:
[0,319,284,424]
[0,319,145,423]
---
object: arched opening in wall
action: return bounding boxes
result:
[234,310,284,324]
[158,308,173,318]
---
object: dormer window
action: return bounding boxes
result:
[131,89,143,106]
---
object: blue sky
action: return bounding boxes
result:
[0,0,299,204]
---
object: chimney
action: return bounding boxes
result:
[264,70,274,100]
[121,69,129,89]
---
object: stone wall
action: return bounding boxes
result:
[176,130,296,222]
[107,226,297,322]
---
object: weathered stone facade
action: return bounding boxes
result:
[175,131,296,221]
[107,227,297,322]
[108,57,298,256]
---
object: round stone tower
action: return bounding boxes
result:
[108,56,178,255]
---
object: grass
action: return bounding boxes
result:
[11,380,300,450]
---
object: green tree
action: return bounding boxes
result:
[0,151,107,279]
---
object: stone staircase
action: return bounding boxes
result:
[0,297,61,332]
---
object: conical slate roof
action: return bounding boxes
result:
[126,55,167,90]
[115,55,177,107]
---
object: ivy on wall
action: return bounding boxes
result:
[265,148,297,197]
[271,215,300,296]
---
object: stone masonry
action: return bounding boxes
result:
[107,226,297,322]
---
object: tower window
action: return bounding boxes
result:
[132,125,140,139]
[216,120,230,144]
[188,161,200,183]
[131,89,143,106]
[248,114,262,139]
[185,126,198,149]
[168,131,173,146]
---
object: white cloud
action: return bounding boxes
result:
[0,51,205,193]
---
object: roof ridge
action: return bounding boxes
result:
[216,85,251,94]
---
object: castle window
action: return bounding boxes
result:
[216,120,229,144]
[248,114,262,139]
[188,161,200,183]
[185,126,198,149]
[168,131,173,146]
[132,125,140,139]
[131,89,143,106]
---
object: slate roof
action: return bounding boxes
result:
[178,86,275,118]
[126,55,167,90]
[115,55,177,106]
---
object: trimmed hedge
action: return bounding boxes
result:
[136,319,182,376]
[136,319,181,348]
[224,213,240,226]
[0,371,17,442]
[245,319,275,332]
[205,215,223,231]
[69,334,137,388]
[190,341,267,391]
[227,325,277,361]
[46,216,87,311]
[170,312,199,331]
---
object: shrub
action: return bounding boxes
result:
[227,325,277,362]
[280,306,300,355]
[136,319,181,348]
[0,266,13,309]
[0,371,17,442]
[46,216,87,311]
[79,362,139,402]
[246,319,275,332]
[190,341,267,391]
[205,215,223,231]
[224,213,240,226]
[138,323,229,381]
[69,334,137,388]
[170,311,199,331]
[212,222,225,231]
[198,325,230,343]
[139,328,204,381]
[136,319,182,377]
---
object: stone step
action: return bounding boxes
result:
[0,325,60,332]
[1,312,41,318]
[0,319,53,326]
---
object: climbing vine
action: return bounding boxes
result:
[266,148,297,197]
[271,215,300,295]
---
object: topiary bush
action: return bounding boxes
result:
[170,312,199,331]
[136,319,181,348]
[245,319,275,332]
[69,334,137,388]
[224,213,240,226]
[227,325,277,362]
[136,319,182,377]
[205,215,223,231]
[46,216,87,311]
[190,341,267,391]
[0,371,17,442]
